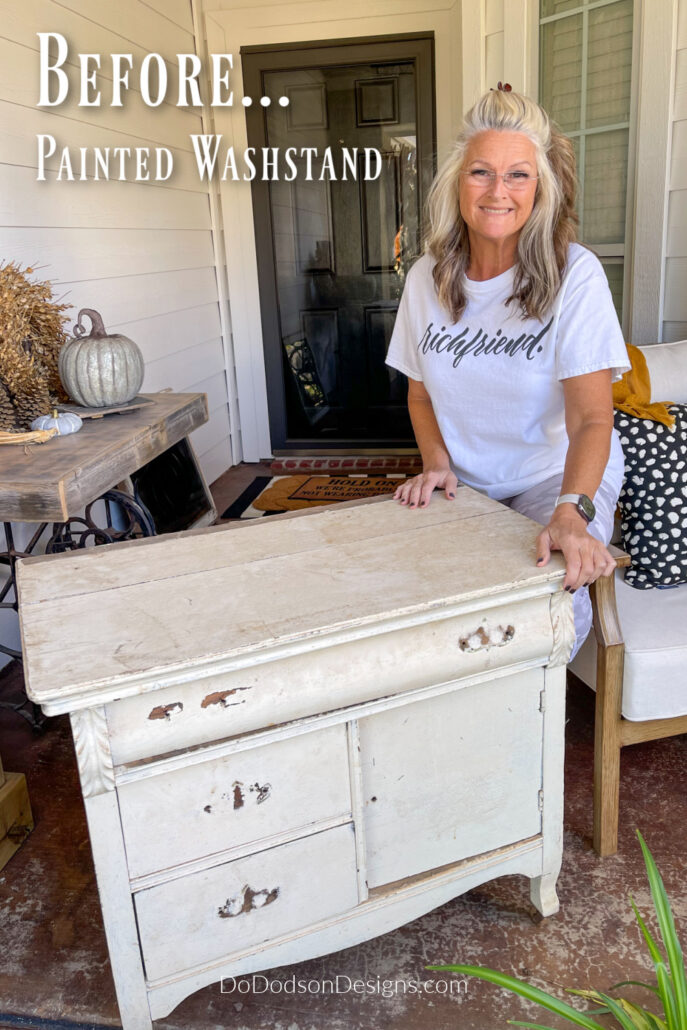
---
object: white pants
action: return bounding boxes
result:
[501,456,623,659]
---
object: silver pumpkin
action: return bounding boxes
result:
[59,308,145,407]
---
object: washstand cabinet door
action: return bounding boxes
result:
[134,822,359,981]
[359,668,545,888]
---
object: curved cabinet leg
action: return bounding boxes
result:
[529,872,560,917]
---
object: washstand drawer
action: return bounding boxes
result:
[135,822,359,981]
[118,724,351,880]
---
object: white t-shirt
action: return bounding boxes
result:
[385,243,630,500]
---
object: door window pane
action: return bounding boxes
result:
[262,61,422,442]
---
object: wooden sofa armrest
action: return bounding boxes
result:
[588,548,628,856]
[608,544,631,567]
[589,548,628,649]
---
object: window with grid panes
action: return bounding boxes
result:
[539,0,633,322]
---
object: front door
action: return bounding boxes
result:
[242,35,435,451]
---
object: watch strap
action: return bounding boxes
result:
[555,493,595,524]
[556,494,582,507]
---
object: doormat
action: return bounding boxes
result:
[271,456,423,474]
[221,474,409,519]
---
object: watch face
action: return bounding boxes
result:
[578,494,596,523]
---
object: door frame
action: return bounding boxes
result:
[203,0,462,461]
[242,35,435,452]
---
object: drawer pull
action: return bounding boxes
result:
[218,884,279,919]
[147,702,183,721]
[459,624,515,653]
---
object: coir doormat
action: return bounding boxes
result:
[222,474,409,519]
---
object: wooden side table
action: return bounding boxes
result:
[17,490,574,1030]
[1,393,210,721]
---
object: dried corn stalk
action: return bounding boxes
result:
[0,427,58,445]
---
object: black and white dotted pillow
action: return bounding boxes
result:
[614,405,687,589]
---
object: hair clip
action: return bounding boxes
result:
[492,81,512,92]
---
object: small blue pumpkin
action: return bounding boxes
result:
[31,409,83,436]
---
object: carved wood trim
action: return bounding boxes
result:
[70,707,115,797]
[547,590,575,668]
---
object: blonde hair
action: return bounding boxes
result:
[425,89,578,322]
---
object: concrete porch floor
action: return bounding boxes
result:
[0,462,685,1030]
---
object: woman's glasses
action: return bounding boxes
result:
[461,169,538,191]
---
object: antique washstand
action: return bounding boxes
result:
[17,488,573,1030]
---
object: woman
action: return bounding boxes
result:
[386,88,630,657]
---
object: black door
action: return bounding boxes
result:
[242,35,436,451]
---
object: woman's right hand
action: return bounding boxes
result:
[393,468,459,508]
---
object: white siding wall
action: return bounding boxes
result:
[485,0,505,90]
[0,0,233,664]
[664,0,687,341]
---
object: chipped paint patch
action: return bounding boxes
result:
[218,884,279,918]
[251,782,271,804]
[147,702,183,721]
[201,686,251,709]
[223,781,272,809]
[459,624,515,652]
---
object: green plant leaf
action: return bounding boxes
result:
[643,1014,668,1030]
[655,963,679,1030]
[632,897,667,967]
[617,997,667,1030]
[507,1022,570,1029]
[427,965,606,1029]
[611,981,662,1000]
[630,895,677,1027]
[568,989,609,1002]
[594,992,646,1030]
[637,831,687,1030]
[566,988,613,1015]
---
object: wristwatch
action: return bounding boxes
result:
[555,493,596,524]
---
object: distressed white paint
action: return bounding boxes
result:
[135,822,360,981]
[118,723,351,879]
[359,669,545,887]
[19,489,572,1030]
[78,752,153,1029]
[148,836,547,1018]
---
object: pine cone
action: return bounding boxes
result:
[8,378,52,431]
[0,381,20,432]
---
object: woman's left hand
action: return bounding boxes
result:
[535,508,616,591]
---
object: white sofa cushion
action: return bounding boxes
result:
[638,340,687,403]
[570,571,687,721]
